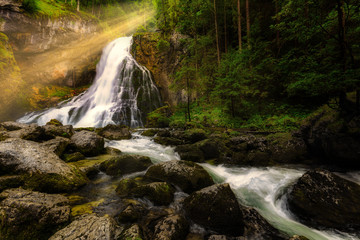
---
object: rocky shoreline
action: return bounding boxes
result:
[0,118,360,240]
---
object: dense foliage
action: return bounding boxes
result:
[151,0,360,130]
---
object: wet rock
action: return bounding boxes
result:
[241,206,286,239]
[0,138,88,192]
[154,136,183,146]
[142,129,159,137]
[68,155,114,178]
[116,177,175,206]
[288,169,360,232]
[119,224,144,240]
[288,236,309,240]
[196,139,220,159]
[145,160,214,193]
[183,128,207,144]
[42,124,74,139]
[0,188,70,240]
[105,146,122,155]
[117,199,149,223]
[184,183,244,236]
[62,152,85,163]
[153,214,189,240]
[175,144,205,162]
[46,119,63,126]
[71,130,104,156]
[100,155,152,176]
[0,121,30,131]
[41,137,71,156]
[97,124,132,140]
[49,214,120,240]
[0,175,23,191]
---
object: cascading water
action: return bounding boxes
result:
[18,37,162,128]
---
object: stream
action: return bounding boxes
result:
[73,132,360,240]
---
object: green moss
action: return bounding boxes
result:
[141,129,158,137]
[46,119,63,126]
[71,198,104,217]
[146,106,170,128]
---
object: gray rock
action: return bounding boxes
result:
[0,188,70,240]
[49,214,120,240]
[184,183,244,236]
[71,130,104,156]
[41,137,71,156]
[0,138,88,192]
[1,121,45,142]
[145,160,214,193]
[42,124,74,139]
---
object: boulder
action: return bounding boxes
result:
[42,124,74,139]
[175,144,204,162]
[240,206,286,239]
[116,178,175,206]
[142,129,159,137]
[41,137,71,156]
[154,136,183,146]
[0,188,70,240]
[105,147,122,155]
[99,155,152,176]
[287,169,360,232]
[183,128,207,144]
[117,199,149,223]
[144,160,214,193]
[49,214,120,240]
[196,139,220,159]
[71,130,104,156]
[0,138,88,192]
[153,214,189,240]
[46,119,63,126]
[1,121,45,142]
[97,124,132,140]
[184,183,244,236]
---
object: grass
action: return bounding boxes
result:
[167,101,312,132]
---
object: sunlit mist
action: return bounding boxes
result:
[17,7,155,86]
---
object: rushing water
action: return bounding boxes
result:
[18,37,162,128]
[102,132,359,240]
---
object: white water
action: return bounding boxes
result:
[110,133,360,240]
[18,37,162,128]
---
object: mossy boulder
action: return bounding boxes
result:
[49,214,120,240]
[105,147,122,156]
[100,155,152,176]
[288,169,360,232]
[0,188,70,240]
[144,160,214,193]
[154,136,183,146]
[68,154,114,178]
[1,122,45,142]
[183,128,207,143]
[0,138,88,193]
[141,129,159,137]
[146,106,171,128]
[42,124,74,139]
[116,178,175,205]
[184,183,244,236]
[62,152,85,163]
[96,124,132,140]
[46,119,63,126]
[70,130,104,156]
[152,214,189,240]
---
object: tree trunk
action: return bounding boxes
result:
[275,0,280,51]
[91,0,94,14]
[237,0,242,52]
[77,0,80,12]
[214,0,221,65]
[246,0,250,49]
[357,90,360,111]
[336,0,347,109]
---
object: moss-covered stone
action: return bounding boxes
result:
[141,129,159,137]
[63,152,85,163]
[46,119,63,126]
[154,136,183,146]
[0,175,24,191]
[71,198,105,217]
[117,199,149,223]
[68,154,114,178]
[99,155,152,176]
[146,106,171,128]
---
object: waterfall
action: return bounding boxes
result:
[18,37,162,128]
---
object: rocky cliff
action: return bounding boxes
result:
[0,0,101,120]
[132,32,186,107]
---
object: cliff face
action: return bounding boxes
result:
[132,32,186,107]
[0,0,101,120]
[0,32,25,121]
